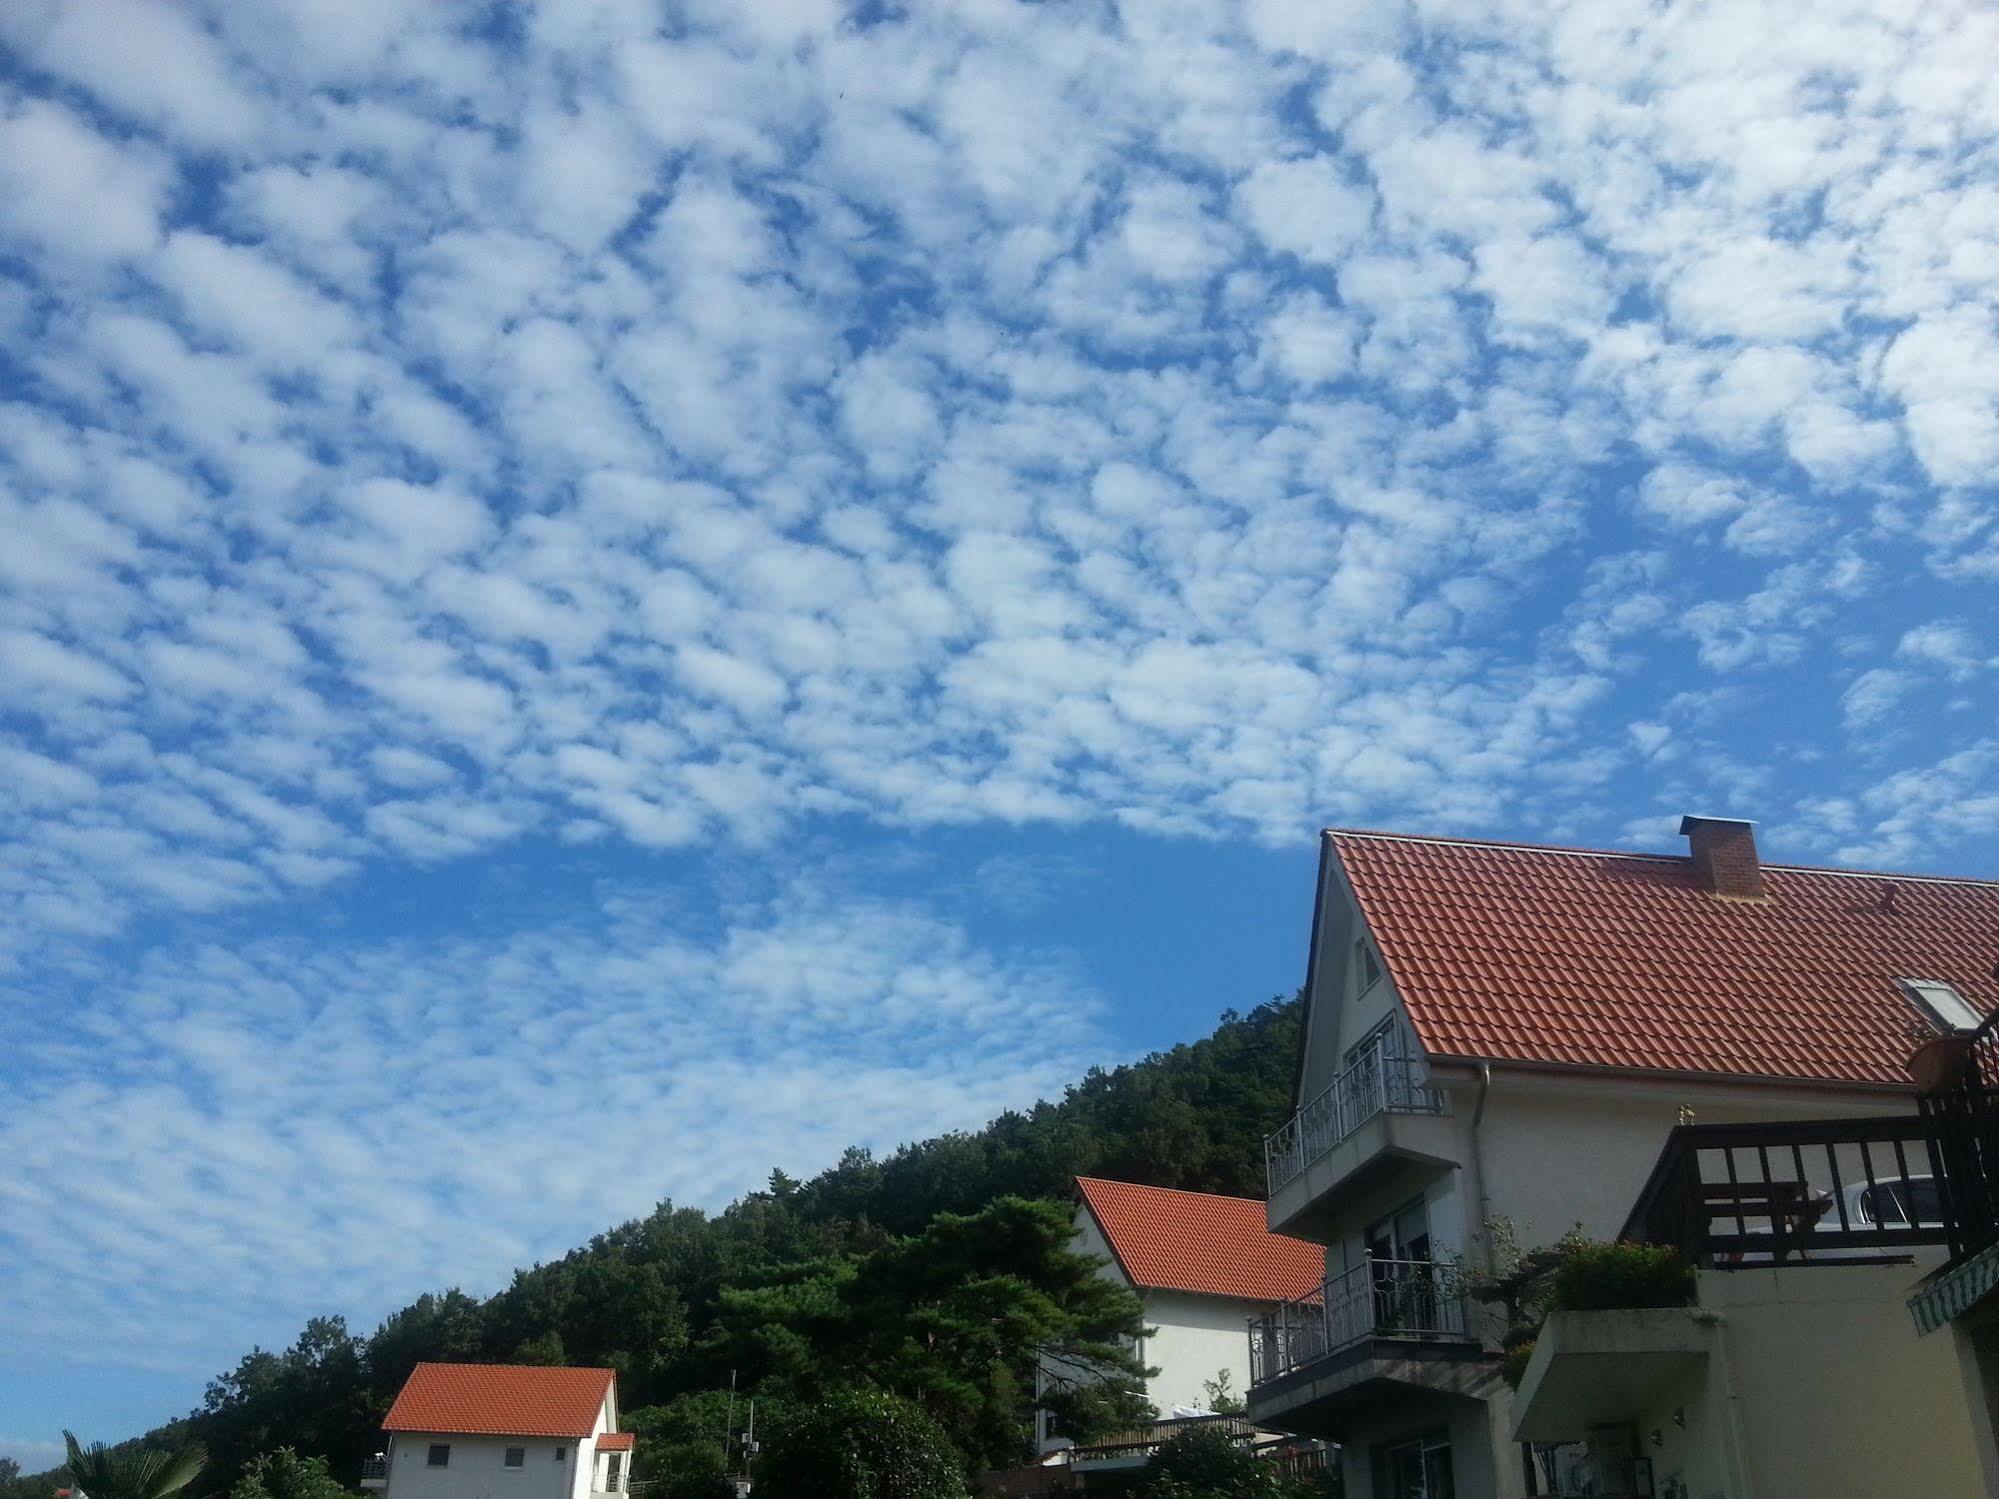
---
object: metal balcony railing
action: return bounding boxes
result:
[1248,1257,1472,1386]
[1264,1041,1448,1196]
[359,1459,389,1487]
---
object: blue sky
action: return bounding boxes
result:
[2,0,1997,1470]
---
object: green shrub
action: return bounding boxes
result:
[753,1388,967,1499]
[1142,1426,1261,1495]
[1550,1241,1694,1313]
[652,1443,733,1499]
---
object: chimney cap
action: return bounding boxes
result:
[1679,814,1757,835]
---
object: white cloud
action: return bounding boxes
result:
[0,881,1108,1396]
[0,0,1990,1006]
[1235,156,1375,265]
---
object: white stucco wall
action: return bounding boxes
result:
[1138,1289,1271,1415]
[386,1392,618,1499]
[384,1435,580,1499]
[1297,854,1414,1106]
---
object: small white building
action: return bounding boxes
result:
[362,1363,635,1499]
[1038,1176,1324,1453]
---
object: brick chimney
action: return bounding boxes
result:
[1680,814,1766,899]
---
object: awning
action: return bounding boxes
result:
[1909,1241,1999,1336]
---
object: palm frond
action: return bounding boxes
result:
[60,1431,206,1499]
[144,1443,206,1499]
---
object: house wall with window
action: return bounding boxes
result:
[382,1434,586,1499]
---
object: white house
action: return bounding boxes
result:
[363,1363,635,1499]
[1248,816,1999,1499]
[1037,1176,1323,1453]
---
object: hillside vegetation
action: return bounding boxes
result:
[33,996,1300,1492]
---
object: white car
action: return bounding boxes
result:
[1717,1174,1941,1264]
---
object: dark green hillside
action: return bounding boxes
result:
[30,996,1299,1492]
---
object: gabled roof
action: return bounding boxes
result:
[383,1363,615,1438]
[1329,829,1999,1089]
[1075,1177,1323,1302]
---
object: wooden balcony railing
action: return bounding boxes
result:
[1620,1114,1946,1266]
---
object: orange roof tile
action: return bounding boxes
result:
[1076,1177,1323,1301]
[595,1434,635,1452]
[383,1363,616,1438]
[1331,830,1999,1088]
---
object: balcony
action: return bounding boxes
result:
[1263,1042,1453,1238]
[359,1460,388,1490]
[1245,1257,1489,1438]
[1619,1114,1947,1266]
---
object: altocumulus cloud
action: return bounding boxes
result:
[0,0,1996,971]
[2,0,1999,1434]
[0,880,1103,1376]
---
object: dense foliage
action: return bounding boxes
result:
[1549,1241,1695,1313]
[1479,1229,1695,1390]
[1139,1427,1339,1499]
[25,998,1297,1497]
[227,1450,353,1499]
[754,1389,968,1499]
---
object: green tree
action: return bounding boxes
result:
[61,1434,207,1499]
[753,1389,966,1499]
[710,1197,1152,1468]
[227,1450,350,1499]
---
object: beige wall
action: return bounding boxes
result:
[1590,1264,1983,1499]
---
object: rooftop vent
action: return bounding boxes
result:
[1679,814,1765,899]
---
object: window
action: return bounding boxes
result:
[427,1446,450,1469]
[555,1449,566,1463]
[1899,977,1983,1033]
[504,1449,525,1469]
[1357,939,1382,994]
[1385,1433,1453,1499]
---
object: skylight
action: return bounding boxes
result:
[1898,978,1984,1034]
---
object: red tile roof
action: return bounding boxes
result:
[383,1363,616,1438]
[1076,1177,1324,1301]
[1331,830,1999,1088]
[595,1434,635,1452]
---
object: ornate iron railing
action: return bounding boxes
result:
[1248,1257,1471,1386]
[1264,1040,1448,1196]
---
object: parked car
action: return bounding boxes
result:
[1717,1174,1941,1264]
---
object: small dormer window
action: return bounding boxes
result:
[1357,940,1381,993]
[1899,977,1983,1033]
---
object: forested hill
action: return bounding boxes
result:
[68,995,1300,1494]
